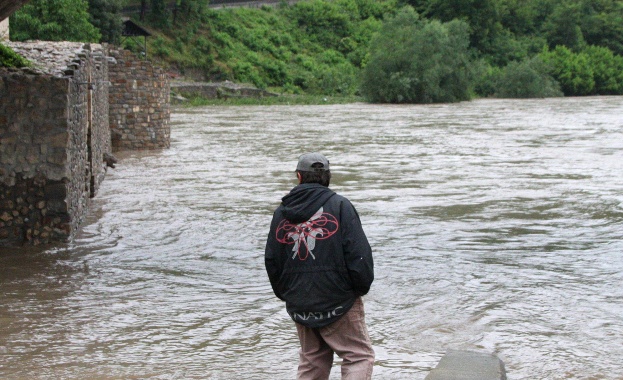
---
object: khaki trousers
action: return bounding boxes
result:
[295,297,375,380]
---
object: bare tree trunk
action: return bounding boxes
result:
[0,0,32,21]
[140,0,147,21]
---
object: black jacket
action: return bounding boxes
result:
[265,183,374,328]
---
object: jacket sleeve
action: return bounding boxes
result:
[340,199,374,296]
[265,210,286,301]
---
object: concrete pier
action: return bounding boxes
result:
[425,350,507,380]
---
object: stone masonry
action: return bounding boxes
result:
[108,47,170,151]
[171,80,277,100]
[1,42,170,246]
[1,42,112,245]
[0,18,8,41]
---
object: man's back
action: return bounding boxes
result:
[265,152,375,380]
[265,183,373,328]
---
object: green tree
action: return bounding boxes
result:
[0,43,31,68]
[583,45,623,95]
[419,0,504,53]
[542,1,586,51]
[482,29,547,66]
[540,45,594,96]
[493,56,562,98]
[88,0,123,43]
[360,6,476,103]
[10,0,101,42]
[580,0,623,56]
[344,16,383,67]
[309,49,358,95]
[175,0,209,23]
[149,0,170,27]
[499,0,540,35]
[286,0,353,50]
[335,0,397,20]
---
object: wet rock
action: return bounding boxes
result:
[425,350,507,380]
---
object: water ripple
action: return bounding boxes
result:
[2,97,623,379]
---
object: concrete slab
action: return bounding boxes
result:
[424,349,507,380]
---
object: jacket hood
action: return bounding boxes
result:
[281,183,336,224]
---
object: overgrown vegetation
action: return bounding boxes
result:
[492,56,563,98]
[360,7,476,103]
[0,43,31,68]
[10,0,101,42]
[9,0,623,103]
[140,0,396,97]
[88,0,124,44]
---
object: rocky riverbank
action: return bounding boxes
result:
[170,80,278,103]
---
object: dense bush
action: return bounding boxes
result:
[582,1,623,56]
[142,1,393,94]
[108,0,623,99]
[10,0,101,42]
[537,44,623,96]
[473,61,501,98]
[408,0,623,58]
[285,0,352,50]
[10,0,623,99]
[542,1,587,52]
[360,7,476,103]
[8,0,603,99]
[402,0,623,99]
[493,57,563,98]
[148,0,169,27]
[540,45,595,96]
[482,31,548,67]
[414,0,504,54]
[309,50,359,95]
[87,0,123,43]
[0,43,31,68]
[583,45,623,95]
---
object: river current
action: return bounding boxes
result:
[1,97,622,379]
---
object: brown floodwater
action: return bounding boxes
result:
[1,97,622,379]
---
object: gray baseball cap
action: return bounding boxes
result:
[296,152,330,172]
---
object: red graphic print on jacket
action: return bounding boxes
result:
[276,207,339,260]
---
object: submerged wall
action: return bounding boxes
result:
[0,43,112,246]
[1,42,170,246]
[0,71,72,244]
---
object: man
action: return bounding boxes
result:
[265,152,375,380]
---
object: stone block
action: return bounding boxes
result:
[46,199,68,214]
[49,132,69,148]
[44,182,67,200]
[47,150,67,165]
[425,350,506,380]
[0,211,12,222]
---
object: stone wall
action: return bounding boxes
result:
[0,18,8,41]
[171,81,277,100]
[0,71,72,244]
[0,42,112,246]
[1,42,170,246]
[108,48,170,151]
[89,48,112,197]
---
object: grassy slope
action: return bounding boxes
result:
[127,0,395,96]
